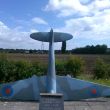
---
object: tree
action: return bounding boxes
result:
[72,44,107,54]
[61,41,66,54]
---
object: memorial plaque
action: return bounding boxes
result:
[39,93,64,110]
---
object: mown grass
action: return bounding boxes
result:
[90,79,110,86]
[77,74,110,86]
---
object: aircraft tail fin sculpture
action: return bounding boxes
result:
[31,28,73,94]
[0,29,110,101]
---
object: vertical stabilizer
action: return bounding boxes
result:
[47,28,56,93]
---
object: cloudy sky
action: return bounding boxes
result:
[0,0,110,50]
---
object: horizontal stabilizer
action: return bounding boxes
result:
[30,32,73,42]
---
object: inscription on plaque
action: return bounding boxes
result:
[39,93,64,110]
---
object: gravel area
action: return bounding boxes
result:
[0,98,110,110]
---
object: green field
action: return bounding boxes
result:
[5,53,110,73]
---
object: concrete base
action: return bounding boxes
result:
[39,93,64,110]
[0,98,110,110]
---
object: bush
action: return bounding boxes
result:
[56,60,67,75]
[0,54,46,82]
[108,64,110,77]
[13,61,46,80]
[0,54,85,82]
[0,54,8,82]
[93,58,110,79]
[14,61,31,80]
[65,56,85,77]
[31,62,46,76]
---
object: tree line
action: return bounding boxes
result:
[0,44,110,54]
[71,44,109,54]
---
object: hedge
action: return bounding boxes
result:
[93,58,110,79]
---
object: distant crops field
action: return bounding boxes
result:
[1,53,110,74]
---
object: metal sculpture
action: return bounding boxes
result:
[30,28,73,93]
[0,29,110,101]
[0,75,110,100]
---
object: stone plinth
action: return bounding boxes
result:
[39,93,64,110]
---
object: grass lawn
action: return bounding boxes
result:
[77,74,110,86]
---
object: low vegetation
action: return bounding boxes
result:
[56,56,85,77]
[0,53,110,86]
[78,74,110,86]
[93,58,110,79]
[0,54,46,83]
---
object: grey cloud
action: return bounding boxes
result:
[83,26,93,31]
[44,0,110,20]
[79,0,94,5]
[0,21,42,49]
[71,11,94,19]
[98,7,110,12]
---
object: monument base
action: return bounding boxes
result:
[39,93,64,110]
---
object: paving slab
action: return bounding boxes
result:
[0,98,110,110]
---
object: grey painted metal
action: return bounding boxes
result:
[30,28,73,94]
[0,75,110,101]
[47,29,56,93]
[30,31,73,42]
